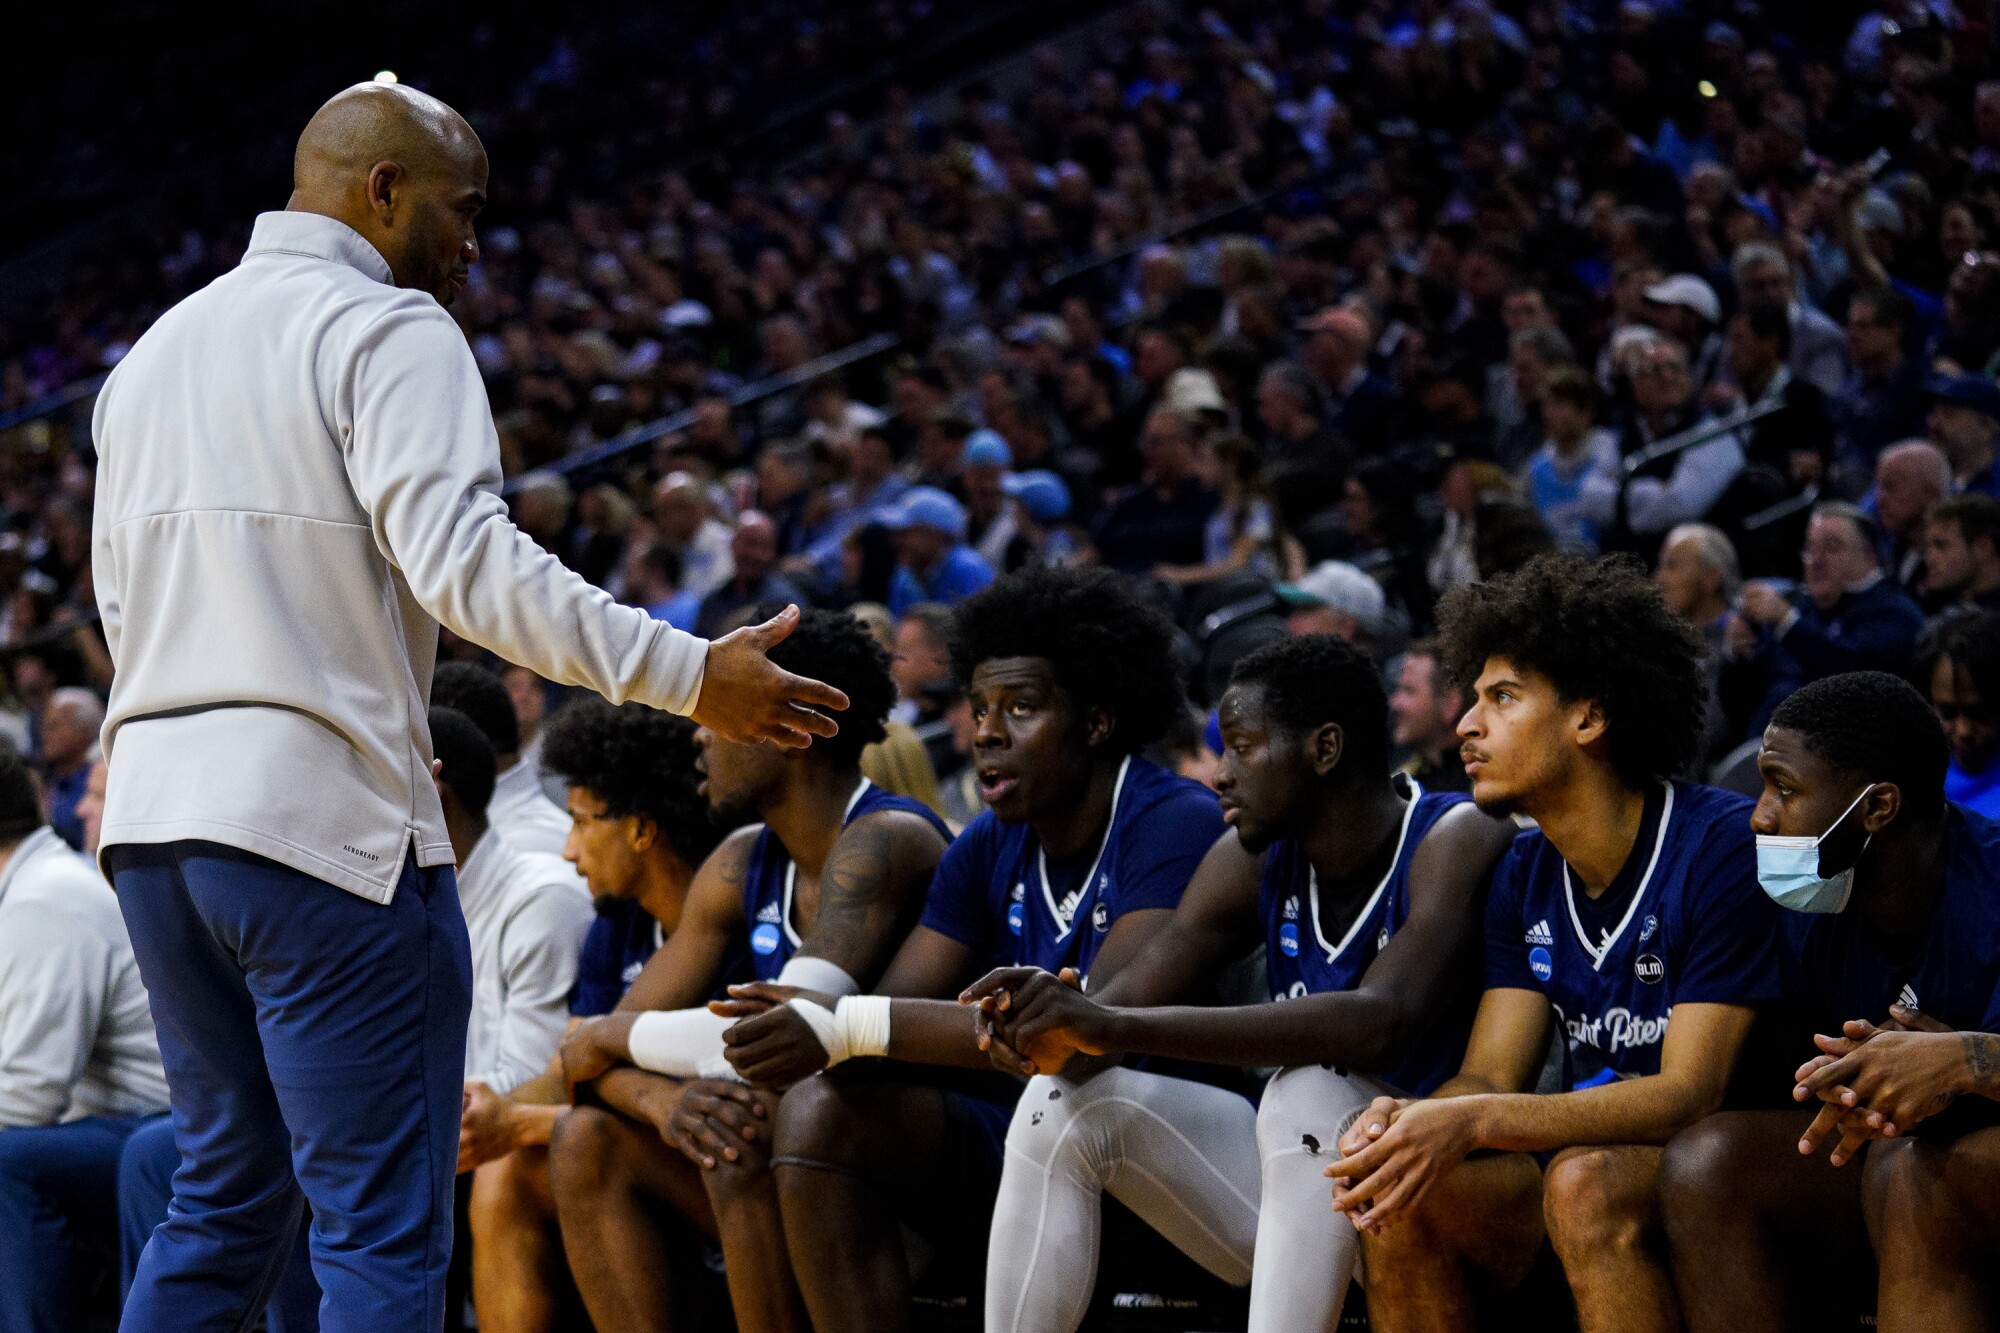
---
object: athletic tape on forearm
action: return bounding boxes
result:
[776,954,861,997]
[786,995,892,1067]
[626,1008,742,1082]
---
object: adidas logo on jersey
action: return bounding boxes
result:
[755,903,783,924]
[1010,881,1026,903]
[1526,919,1554,946]
[1898,983,1919,1011]
[1283,896,1300,921]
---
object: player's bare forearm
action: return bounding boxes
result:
[1457,1001,1755,1151]
[589,1065,683,1130]
[508,1102,565,1149]
[885,997,1002,1069]
[1965,1032,2000,1101]
[1103,989,1417,1070]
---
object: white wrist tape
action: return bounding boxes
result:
[786,995,892,1067]
[626,1008,742,1083]
[776,954,861,997]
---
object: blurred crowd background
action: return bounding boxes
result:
[5,0,2000,840]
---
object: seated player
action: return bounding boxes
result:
[1326,553,1786,1333]
[707,567,1225,1333]
[461,701,724,1333]
[1662,671,2000,1333]
[551,609,951,1333]
[960,633,1516,1333]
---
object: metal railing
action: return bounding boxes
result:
[503,332,903,493]
[0,370,110,435]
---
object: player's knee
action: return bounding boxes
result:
[546,1105,628,1206]
[1659,1116,1752,1242]
[1004,1074,1088,1170]
[1544,1148,1653,1262]
[1254,1065,1368,1164]
[771,1073,864,1170]
[702,1137,774,1206]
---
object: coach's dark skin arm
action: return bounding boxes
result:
[965,807,1514,1073]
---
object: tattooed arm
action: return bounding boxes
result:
[792,809,951,990]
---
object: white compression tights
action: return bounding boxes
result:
[983,1063,1386,1333]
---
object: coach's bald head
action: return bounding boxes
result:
[287,82,487,306]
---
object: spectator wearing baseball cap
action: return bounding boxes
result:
[961,429,1018,572]
[1928,372,2000,496]
[882,486,995,617]
[1642,274,1725,391]
[1002,470,1080,570]
[1276,559,1388,654]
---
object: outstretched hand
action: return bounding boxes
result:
[692,605,849,750]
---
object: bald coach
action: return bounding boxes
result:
[92,82,845,1331]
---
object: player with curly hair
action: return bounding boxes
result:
[550,608,951,1333]
[1327,552,1786,1333]
[705,567,1225,1333]
[459,698,729,1333]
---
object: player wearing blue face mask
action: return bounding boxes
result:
[1325,553,1787,1333]
[1662,671,2000,1333]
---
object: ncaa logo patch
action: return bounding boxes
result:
[1278,922,1301,957]
[1529,946,1553,982]
[1091,901,1110,933]
[1007,901,1024,936]
[1635,953,1665,985]
[750,922,782,956]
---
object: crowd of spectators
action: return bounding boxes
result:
[0,0,1998,831]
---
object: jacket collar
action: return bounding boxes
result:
[245,211,395,286]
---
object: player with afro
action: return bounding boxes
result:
[702,567,1226,1332]
[1328,552,1787,1333]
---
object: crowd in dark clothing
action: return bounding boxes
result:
[3,0,2000,817]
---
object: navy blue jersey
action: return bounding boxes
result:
[1261,783,1474,1095]
[743,780,953,980]
[1781,808,2000,1035]
[572,898,664,1016]
[919,757,1225,982]
[572,897,755,1016]
[1486,782,1784,1090]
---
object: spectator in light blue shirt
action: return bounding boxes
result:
[883,487,994,617]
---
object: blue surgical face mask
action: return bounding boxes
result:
[1755,784,1877,914]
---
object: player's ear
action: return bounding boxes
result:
[628,815,657,854]
[1308,722,1345,777]
[1571,697,1609,751]
[1857,781,1900,835]
[1083,706,1114,749]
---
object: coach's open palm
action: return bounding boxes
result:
[693,605,849,749]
